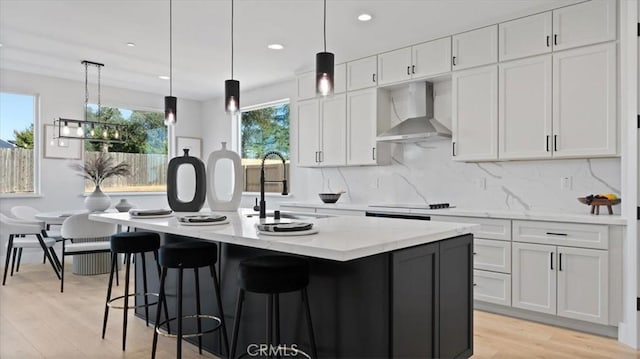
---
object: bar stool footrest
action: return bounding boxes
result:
[155,315,222,338]
[107,292,159,310]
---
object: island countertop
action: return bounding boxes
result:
[89,209,476,261]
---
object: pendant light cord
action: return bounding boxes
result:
[323,0,327,52]
[231,0,234,79]
[169,0,173,96]
[97,64,101,119]
[84,61,89,122]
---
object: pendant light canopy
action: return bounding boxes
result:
[316,0,334,96]
[225,0,240,113]
[164,0,177,125]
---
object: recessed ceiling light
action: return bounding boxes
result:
[158,75,170,80]
[267,43,284,50]
[126,42,136,47]
[357,13,372,22]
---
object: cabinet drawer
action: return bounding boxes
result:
[513,220,608,249]
[430,216,511,241]
[474,238,511,273]
[473,270,511,306]
[315,208,364,217]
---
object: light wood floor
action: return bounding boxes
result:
[1,262,638,359]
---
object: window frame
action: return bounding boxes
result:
[82,102,171,194]
[0,91,41,198]
[234,98,291,195]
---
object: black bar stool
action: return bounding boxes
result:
[230,255,318,359]
[101,231,170,351]
[152,240,230,359]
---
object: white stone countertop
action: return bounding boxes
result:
[89,209,477,262]
[279,202,627,226]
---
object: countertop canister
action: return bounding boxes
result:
[207,142,243,211]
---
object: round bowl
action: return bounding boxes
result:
[319,193,342,204]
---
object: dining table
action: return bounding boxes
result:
[36,209,121,275]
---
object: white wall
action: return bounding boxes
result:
[0,69,202,261]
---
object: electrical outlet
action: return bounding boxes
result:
[474,177,486,190]
[560,176,572,191]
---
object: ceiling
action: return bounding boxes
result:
[0,0,581,101]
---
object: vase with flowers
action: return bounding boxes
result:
[71,151,130,212]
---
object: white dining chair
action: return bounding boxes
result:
[1,213,61,285]
[60,213,118,292]
[10,205,64,266]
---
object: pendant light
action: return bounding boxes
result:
[316,0,334,97]
[164,0,177,125]
[225,0,240,113]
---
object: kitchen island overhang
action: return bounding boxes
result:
[90,210,477,358]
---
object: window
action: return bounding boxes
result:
[239,101,290,193]
[0,92,38,194]
[84,104,167,192]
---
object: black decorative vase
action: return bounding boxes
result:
[167,148,207,212]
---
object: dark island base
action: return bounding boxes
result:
[135,233,473,358]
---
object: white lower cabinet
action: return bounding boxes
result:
[512,242,609,324]
[474,238,511,273]
[474,270,511,306]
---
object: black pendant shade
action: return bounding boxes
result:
[164,96,177,125]
[316,51,334,96]
[225,79,240,114]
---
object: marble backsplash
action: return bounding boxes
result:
[298,140,621,214]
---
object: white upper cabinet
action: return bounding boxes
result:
[347,88,378,165]
[319,95,347,166]
[377,47,412,86]
[412,37,452,78]
[296,99,321,166]
[552,0,616,51]
[499,12,552,61]
[347,56,377,91]
[297,63,346,101]
[452,25,498,71]
[377,37,452,86]
[552,42,617,158]
[499,55,552,160]
[452,65,498,161]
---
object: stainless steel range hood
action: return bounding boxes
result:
[376,82,451,143]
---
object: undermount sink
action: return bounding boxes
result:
[245,211,330,220]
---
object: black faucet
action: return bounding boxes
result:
[259,151,288,219]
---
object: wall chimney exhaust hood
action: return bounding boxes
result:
[376,82,451,143]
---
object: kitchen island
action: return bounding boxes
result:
[90,210,476,358]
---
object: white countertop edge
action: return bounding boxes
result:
[279,202,627,226]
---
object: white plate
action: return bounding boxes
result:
[179,219,230,226]
[257,228,319,236]
[129,213,174,219]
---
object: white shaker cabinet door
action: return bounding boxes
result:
[412,37,452,78]
[499,12,552,61]
[552,0,616,51]
[377,47,412,86]
[334,63,346,94]
[347,56,377,91]
[347,88,378,165]
[557,246,608,325]
[319,94,347,167]
[451,65,498,161]
[512,242,557,315]
[297,72,316,101]
[552,43,617,158]
[452,25,498,71]
[499,55,552,160]
[296,99,320,167]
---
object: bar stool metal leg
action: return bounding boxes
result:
[267,294,273,351]
[151,266,168,359]
[102,253,118,339]
[141,253,150,327]
[122,253,131,351]
[230,289,245,359]
[177,267,184,359]
[154,250,171,334]
[211,264,230,356]
[194,268,203,355]
[274,294,281,354]
[301,288,318,359]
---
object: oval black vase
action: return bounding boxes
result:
[167,148,207,212]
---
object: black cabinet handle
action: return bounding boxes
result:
[412,65,415,74]
[407,66,411,75]
[559,253,563,271]
[473,252,477,255]
[452,142,456,156]
[372,147,376,161]
[546,135,550,152]
[315,151,318,163]
[546,232,567,236]
[473,283,477,287]
[554,34,558,45]
[554,135,558,151]
[546,35,550,47]
[452,56,457,66]
[550,252,554,270]
[372,73,376,83]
